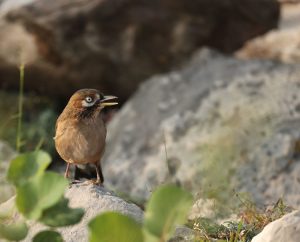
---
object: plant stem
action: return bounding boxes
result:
[16,63,24,152]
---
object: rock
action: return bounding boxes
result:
[169,226,196,242]
[251,210,300,242]
[0,0,279,101]
[236,3,300,63]
[103,48,300,209]
[0,183,143,241]
[236,26,300,63]
[0,141,16,203]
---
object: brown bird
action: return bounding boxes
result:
[54,89,118,184]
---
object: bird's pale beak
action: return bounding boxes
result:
[99,95,118,107]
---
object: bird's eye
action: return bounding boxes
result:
[85,96,93,103]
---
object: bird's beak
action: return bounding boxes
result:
[99,95,118,107]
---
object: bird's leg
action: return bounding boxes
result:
[64,162,70,179]
[95,163,104,185]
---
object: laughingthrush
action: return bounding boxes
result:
[54,89,118,185]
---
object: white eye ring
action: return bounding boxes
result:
[85,96,93,103]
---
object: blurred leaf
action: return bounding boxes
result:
[33,230,63,242]
[88,212,143,242]
[16,172,67,219]
[143,228,160,242]
[40,197,84,227]
[7,150,51,186]
[0,221,28,241]
[0,203,15,220]
[144,185,193,240]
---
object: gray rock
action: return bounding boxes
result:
[169,226,196,242]
[251,210,300,242]
[0,0,279,101]
[103,48,300,208]
[0,183,143,242]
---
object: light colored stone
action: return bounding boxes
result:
[252,210,300,242]
[235,27,300,63]
[236,3,300,63]
[104,48,300,209]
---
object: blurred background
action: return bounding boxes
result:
[0,0,300,217]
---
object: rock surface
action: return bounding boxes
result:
[0,183,143,241]
[236,3,300,63]
[103,48,300,208]
[236,26,300,63]
[252,210,300,242]
[0,0,279,101]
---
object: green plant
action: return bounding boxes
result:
[1,149,194,241]
[187,195,292,242]
[0,150,84,241]
[16,63,25,152]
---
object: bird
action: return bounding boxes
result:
[54,89,118,185]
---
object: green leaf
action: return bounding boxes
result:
[0,221,28,241]
[144,185,193,240]
[143,228,160,242]
[7,150,51,186]
[16,172,67,219]
[88,212,143,242]
[40,197,84,227]
[33,230,63,242]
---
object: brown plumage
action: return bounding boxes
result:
[54,89,118,184]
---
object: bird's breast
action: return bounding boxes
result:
[55,117,107,164]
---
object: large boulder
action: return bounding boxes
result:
[0,0,279,101]
[103,48,300,208]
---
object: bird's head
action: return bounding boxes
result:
[67,89,118,117]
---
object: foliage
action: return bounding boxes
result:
[144,185,193,240]
[0,220,28,241]
[237,196,293,232]
[40,197,84,227]
[3,149,193,241]
[89,185,193,242]
[89,212,143,242]
[187,196,292,242]
[33,230,63,242]
[1,150,84,241]
[16,63,25,152]
[0,91,57,154]
[16,171,67,219]
[7,150,51,186]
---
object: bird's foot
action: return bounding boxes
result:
[88,179,103,186]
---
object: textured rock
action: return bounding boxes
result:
[236,27,300,63]
[103,48,300,208]
[0,0,279,101]
[170,226,195,242]
[236,3,300,63]
[0,183,143,241]
[252,210,300,242]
